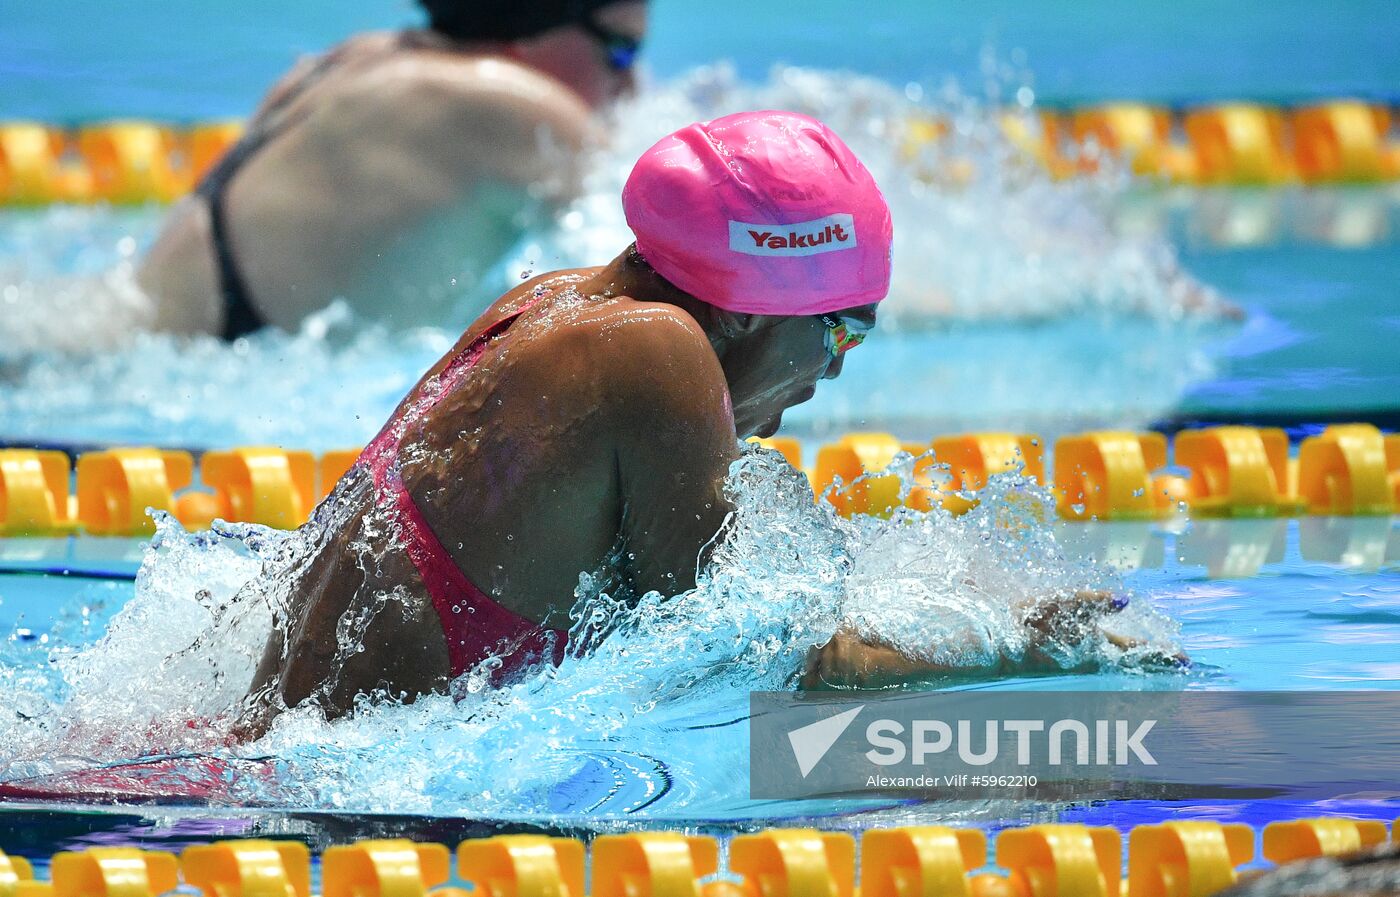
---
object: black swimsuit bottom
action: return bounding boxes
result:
[195,38,410,340]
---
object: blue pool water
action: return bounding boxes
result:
[0,513,1396,851]
[1,0,1399,861]
[4,0,1400,118]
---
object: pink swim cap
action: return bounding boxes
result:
[622,110,893,316]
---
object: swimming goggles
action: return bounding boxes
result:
[817,314,871,359]
[577,16,643,72]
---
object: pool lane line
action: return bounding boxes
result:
[1152,409,1400,436]
[0,566,137,581]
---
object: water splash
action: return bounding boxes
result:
[515,63,1230,325]
[0,64,1230,448]
[0,304,449,452]
[0,446,1182,819]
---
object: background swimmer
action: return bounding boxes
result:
[138,0,646,338]
[234,112,1162,739]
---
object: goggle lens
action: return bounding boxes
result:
[818,314,870,358]
[579,17,642,72]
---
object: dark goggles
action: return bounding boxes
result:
[576,16,642,72]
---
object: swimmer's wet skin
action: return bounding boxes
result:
[234,111,1167,738]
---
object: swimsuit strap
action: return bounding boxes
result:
[359,295,567,683]
[360,298,538,474]
[390,464,567,680]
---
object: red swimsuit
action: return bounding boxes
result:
[358,302,568,684]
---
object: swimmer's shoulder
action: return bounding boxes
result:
[324,45,598,177]
[573,299,730,415]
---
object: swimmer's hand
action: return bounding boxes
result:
[1020,589,1188,672]
[801,590,1186,690]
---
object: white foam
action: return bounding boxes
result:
[0,447,1183,817]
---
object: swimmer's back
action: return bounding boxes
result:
[236,271,735,729]
[139,32,596,334]
[395,271,736,615]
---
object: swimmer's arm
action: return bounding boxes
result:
[611,309,740,596]
[802,627,1075,689]
[800,629,1046,689]
[803,592,1183,689]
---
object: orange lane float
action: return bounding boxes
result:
[318,448,364,499]
[930,432,1044,515]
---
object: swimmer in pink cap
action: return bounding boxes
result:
[235,111,1147,737]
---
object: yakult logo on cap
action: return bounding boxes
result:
[729,213,858,258]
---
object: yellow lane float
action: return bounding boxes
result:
[1173,426,1296,517]
[3,817,1398,897]
[0,123,67,205]
[322,841,449,897]
[1127,822,1255,897]
[726,829,854,897]
[1182,104,1294,185]
[7,101,1400,207]
[1292,100,1389,183]
[1296,423,1396,515]
[77,121,190,204]
[198,446,318,529]
[0,449,76,536]
[1052,432,1174,521]
[981,825,1122,897]
[180,841,310,897]
[860,827,986,897]
[1068,103,1180,177]
[47,849,178,897]
[75,448,194,536]
[457,835,585,897]
[591,833,717,897]
[1262,818,1388,863]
